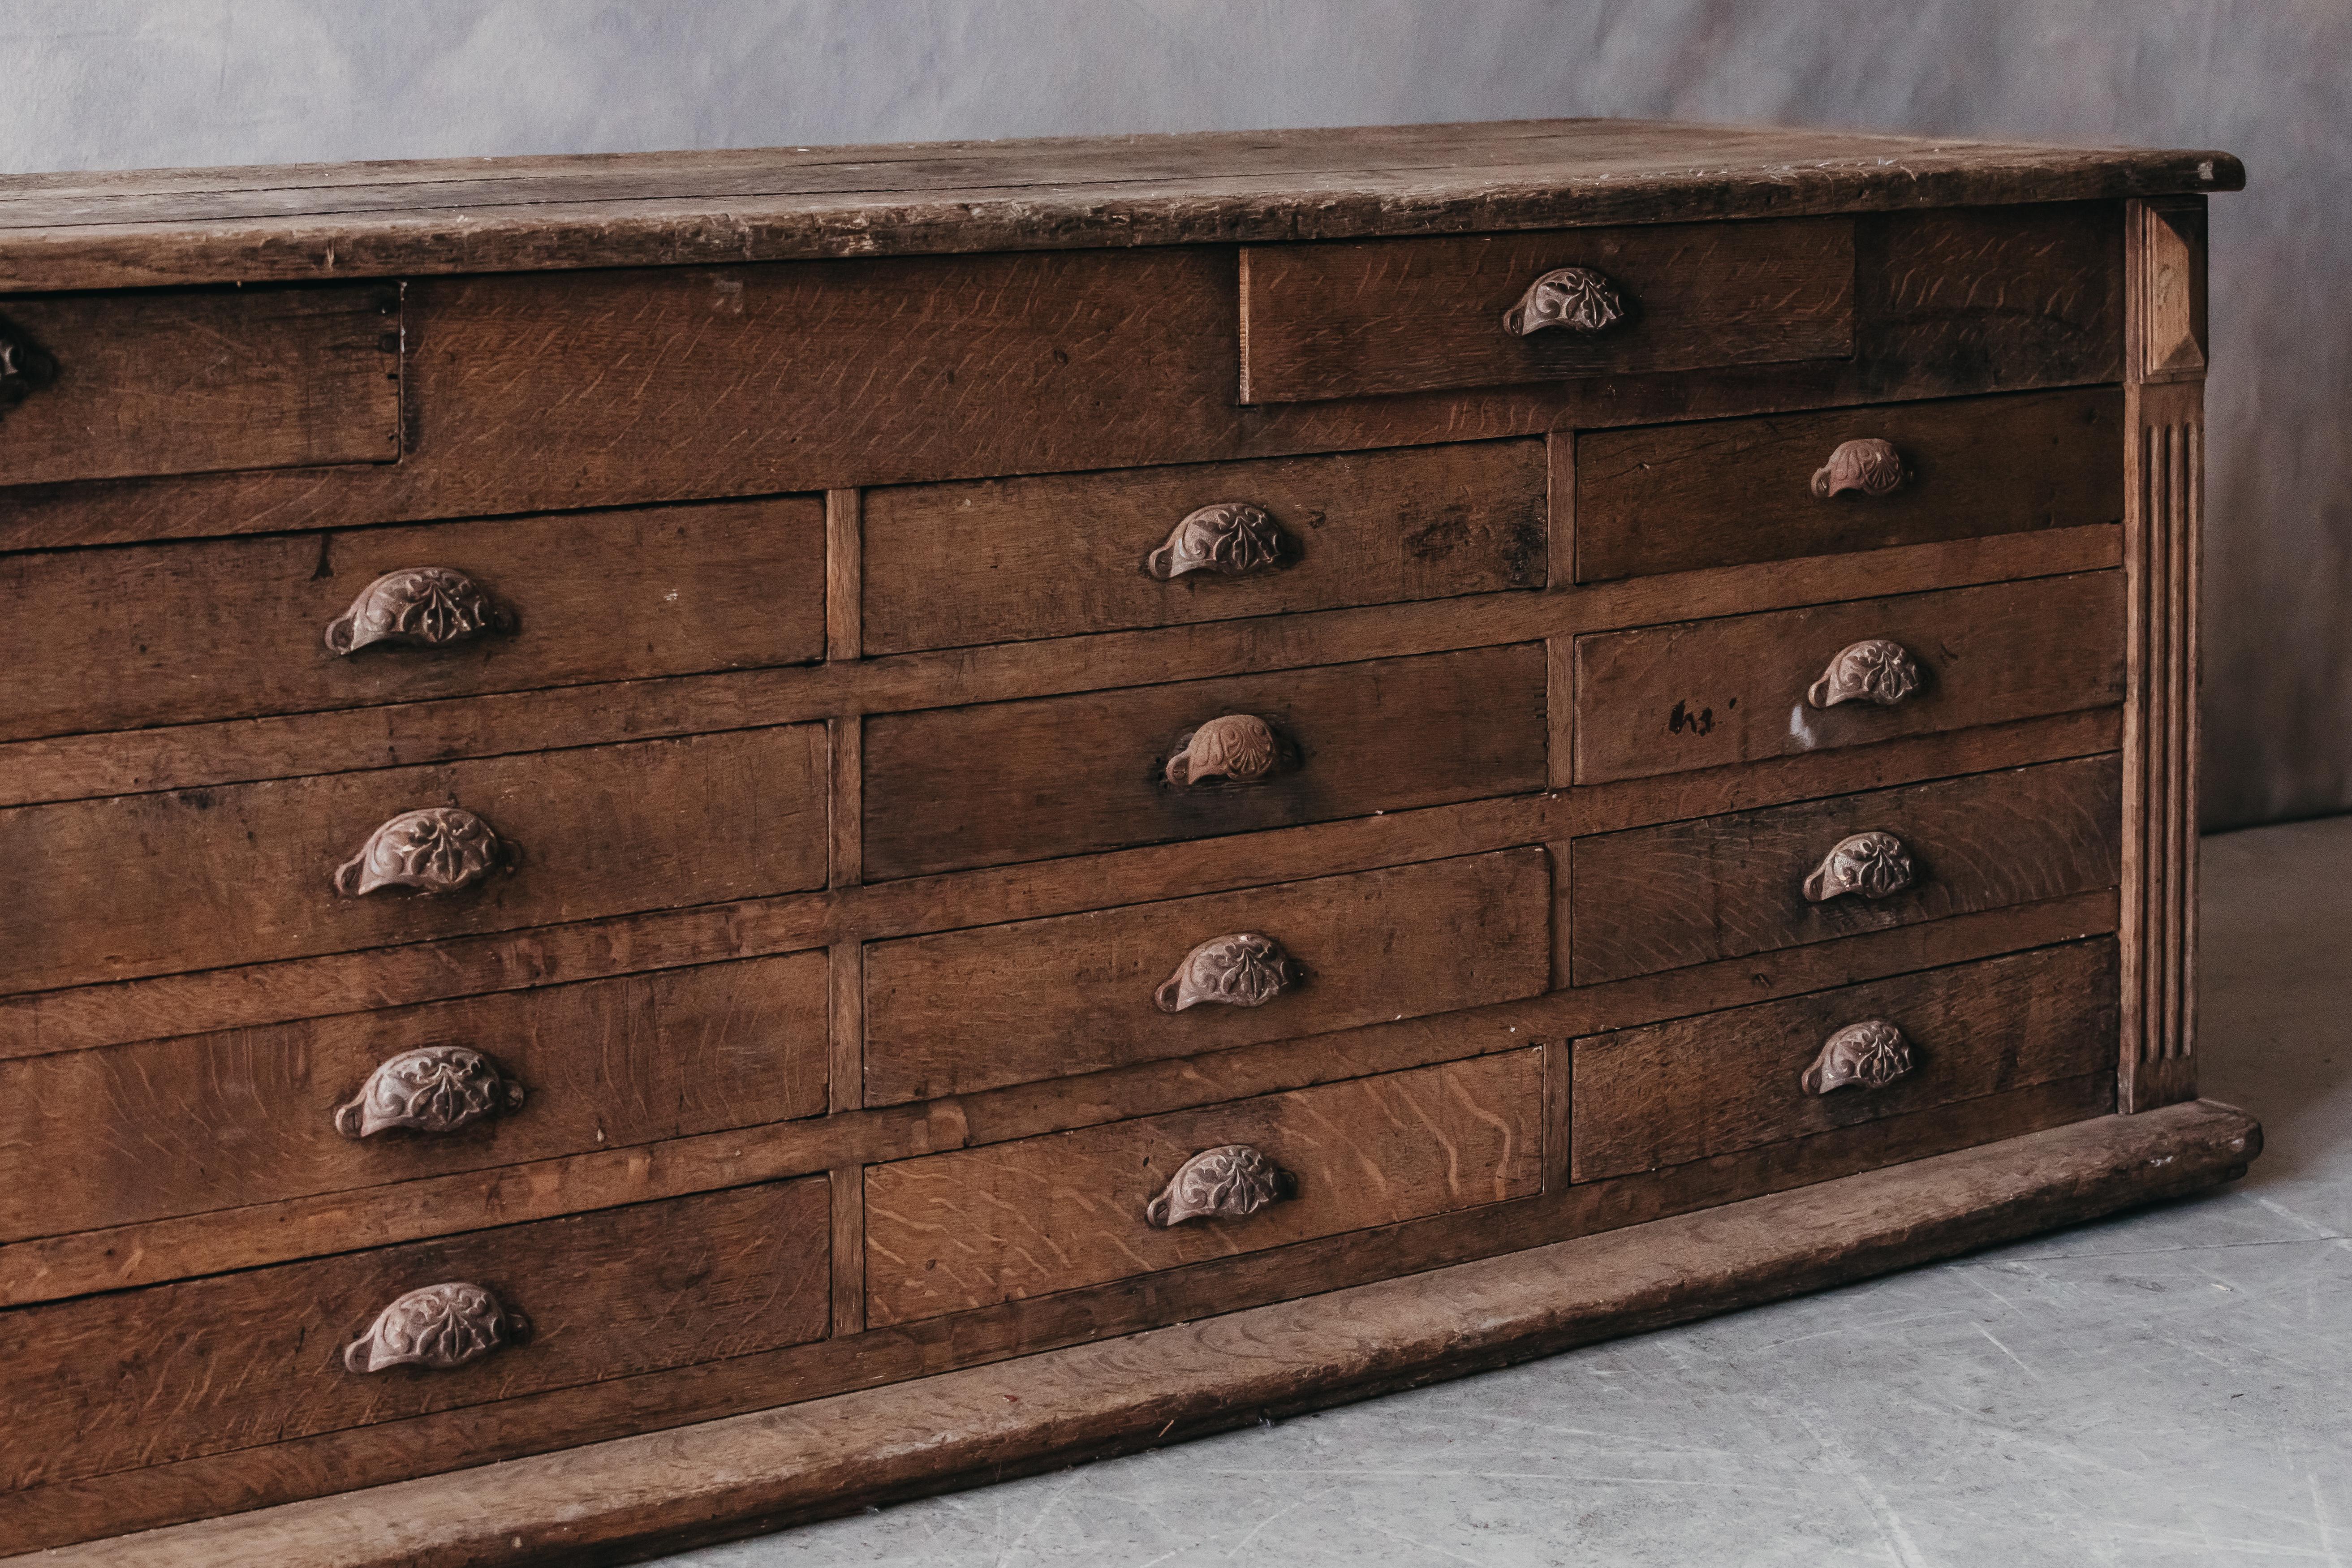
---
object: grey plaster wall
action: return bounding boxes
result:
[2,1,2341,827]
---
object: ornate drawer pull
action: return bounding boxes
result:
[1146,501,1292,581]
[1164,713,1281,787]
[335,1045,526,1138]
[1807,638,1923,709]
[0,315,56,416]
[333,806,506,897]
[1156,932,1300,1012]
[344,1281,526,1374]
[1802,831,1915,903]
[1810,438,1906,499]
[1802,1018,1915,1094]
[1501,266,1626,337]
[325,566,513,656]
[1144,1144,1297,1228]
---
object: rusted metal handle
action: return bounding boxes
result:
[1807,638,1923,709]
[1501,267,1627,337]
[325,566,512,656]
[333,806,506,897]
[344,1282,526,1374]
[1802,831,1915,903]
[334,1046,525,1138]
[1146,502,1292,581]
[1164,713,1282,787]
[1155,932,1300,1012]
[1811,438,1906,499]
[1802,1019,1915,1094]
[1143,1144,1297,1227]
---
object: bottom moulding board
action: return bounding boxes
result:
[21,1098,2259,1568]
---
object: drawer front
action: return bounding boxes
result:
[0,952,825,1242]
[0,495,824,743]
[862,439,1545,655]
[863,643,1548,881]
[0,724,826,994]
[864,1049,1542,1325]
[1574,388,2125,583]
[1573,571,2125,784]
[0,285,399,487]
[0,1177,828,1492]
[1569,755,2121,985]
[864,849,1551,1105]
[1573,940,2118,1180]
[1238,218,1854,403]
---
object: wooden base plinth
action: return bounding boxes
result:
[24,1099,2259,1568]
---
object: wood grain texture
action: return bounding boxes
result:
[2119,197,2206,1113]
[0,1176,829,1498]
[0,494,823,744]
[0,706,2119,1060]
[863,849,1550,1105]
[0,724,826,995]
[1574,388,2125,582]
[1573,569,2126,783]
[0,284,398,485]
[864,1050,1543,1326]
[1573,940,2118,1180]
[0,207,2127,554]
[1569,754,2120,984]
[862,439,1546,655]
[0,118,2235,294]
[0,888,2116,1308]
[1240,218,1854,402]
[0,952,825,1243]
[862,642,1547,880]
[4,1098,2255,1566]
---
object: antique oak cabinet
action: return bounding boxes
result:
[0,121,2254,1564]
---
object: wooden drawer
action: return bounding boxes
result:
[862,643,1548,881]
[0,953,825,1243]
[864,849,1551,1105]
[1573,388,2125,582]
[1572,940,2118,1180]
[0,1177,829,1493]
[0,724,826,994]
[862,439,1545,655]
[1569,754,2121,985]
[0,495,823,743]
[1573,570,2125,784]
[1237,218,1854,403]
[0,285,399,487]
[864,1049,1542,1325]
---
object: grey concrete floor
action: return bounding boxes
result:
[662,817,2352,1567]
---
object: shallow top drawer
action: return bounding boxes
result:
[0,285,400,487]
[1238,218,1854,404]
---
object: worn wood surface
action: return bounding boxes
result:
[5,1100,2255,1567]
[0,284,398,485]
[1573,569,2126,783]
[0,119,2235,294]
[1570,754,2121,984]
[863,439,1546,655]
[1,707,2119,1060]
[0,207,2123,553]
[1,887,2115,1308]
[1574,388,2124,582]
[0,1176,829,1501]
[0,494,824,743]
[1241,218,1854,402]
[0,952,825,1243]
[864,1050,1543,1325]
[864,849,1550,1104]
[862,642,1547,880]
[1573,940,2117,1180]
[0,724,826,995]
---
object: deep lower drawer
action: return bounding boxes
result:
[1568,754,2122,985]
[863,439,1546,655]
[863,1049,1544,1325]
[1572,570,2126,784]
[0,494,825,743]
[0,952,827,1242]
[863,849,1551,1105]
[1572,940,2119,1180]
[862,644,1548,880]
[0,724,827,993]
[0,1177,829,1493]
[1572,387,2125,582]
